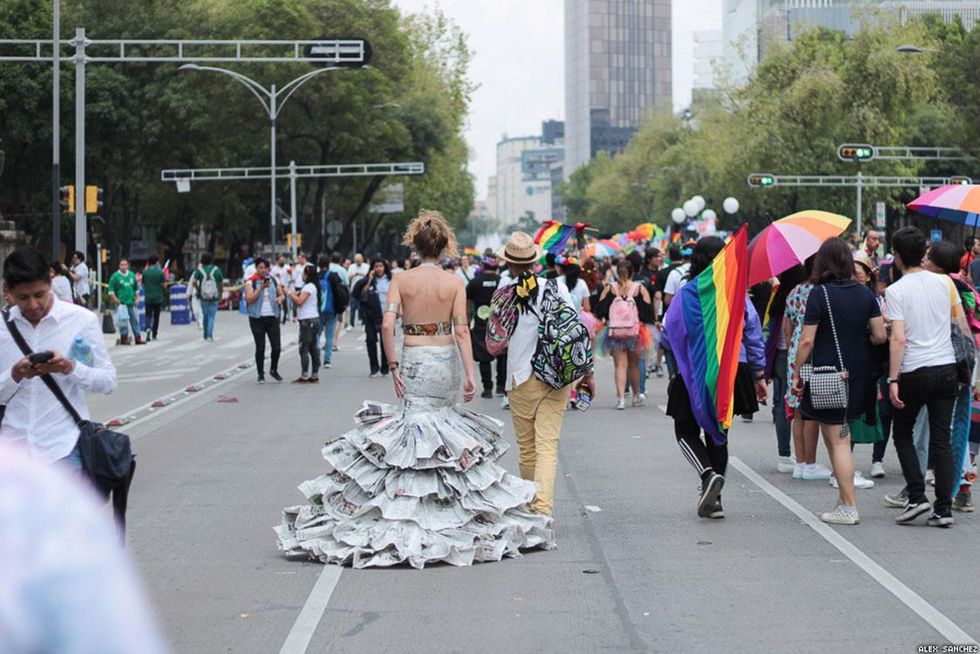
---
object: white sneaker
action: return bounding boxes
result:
[926,470,936,486]
[820,505,860,525]
[870,461,885,478]
[793,463,805,479]
[830,471,875,489]
[801,464,833,481]
[500,396,510,410]
[616,397,625,410]
[777,456,796,474]
[632,393,646,407]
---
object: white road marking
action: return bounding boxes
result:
[219,334,256,350]
[729,456,977,645]
[117,373,183,382]
[279,565,343,654]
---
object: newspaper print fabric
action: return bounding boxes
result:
[275,345,554,569]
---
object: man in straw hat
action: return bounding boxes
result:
[492,232,597,515]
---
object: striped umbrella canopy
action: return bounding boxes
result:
[907,184,980,226]
[583,242,619,259]
[747,210,852,286]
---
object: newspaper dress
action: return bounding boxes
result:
[275,344,554,569]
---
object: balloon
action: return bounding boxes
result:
[671,208,686,224]
[683,200,698,218]
[723,197,739,214]
[702,208,717,221]
[692,195,706,211]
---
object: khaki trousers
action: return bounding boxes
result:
[508,376,571,515]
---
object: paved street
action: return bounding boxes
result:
[99,310,979,653]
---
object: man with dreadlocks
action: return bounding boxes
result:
[491,232,597,516]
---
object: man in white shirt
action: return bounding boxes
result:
[347,253,369,330]
[68,250,90,307]
[663,241,695,308]
[0,247,117,468]
[886,227,967,527]
[494,232,595,516]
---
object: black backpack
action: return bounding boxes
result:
[329,272,350,314]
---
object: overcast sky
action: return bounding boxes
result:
[391,0,723,202]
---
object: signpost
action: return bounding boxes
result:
[875,201,886,229]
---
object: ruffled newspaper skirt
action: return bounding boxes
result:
[275,345,554,569]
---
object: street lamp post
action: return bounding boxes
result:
[179,64,345,257]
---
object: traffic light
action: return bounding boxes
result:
[948,176,972,185]
[286,233,303,249]
[747,173,776,188]
[85,185,103,214]
[837,144,875,162]
[59,185,75,213]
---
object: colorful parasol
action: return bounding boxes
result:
[582,242,619,259]
[907,184,980,227]
[747,210,852,286]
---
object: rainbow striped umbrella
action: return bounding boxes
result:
[747,210,851,286]
[907,184,980,226]
[583,242,618,258]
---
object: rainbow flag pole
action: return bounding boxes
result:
[663,225,749,444]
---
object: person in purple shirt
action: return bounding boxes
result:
[665,236,768,520]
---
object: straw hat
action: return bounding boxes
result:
[497,231,543,265]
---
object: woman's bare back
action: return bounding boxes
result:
[394,266,463,326]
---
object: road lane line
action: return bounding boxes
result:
[279,565,343,654]
[729,456,977,645]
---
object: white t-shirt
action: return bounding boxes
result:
[259,280,277,317]
[885,270,960,374]
[52,276,73,302]
[568,278,589,312]
[292,264,306,289]
[71,262,90,297]
[272,265,292,288]
[296,283,319,320]
[348,263,369,287]
[664,263,691,298]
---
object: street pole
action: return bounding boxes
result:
[269,84,277,257]
[73,27,86,254]
[96,242,102,313]
[289,160,298,259]
[51,0,60,262]
[856,169,863,242]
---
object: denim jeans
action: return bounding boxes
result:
[350,297,361,328]
[873,377,893,463]
[772,349,792,457]
[117,304,139,339]
[951,383,971,481]
[891,364,958,515]
[248,316,281,376]
[298,318,320,376]
[319,313,338,364]
[637,356,648,395]
[200,300,219,340]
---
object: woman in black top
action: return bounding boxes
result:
[792,238,887,525]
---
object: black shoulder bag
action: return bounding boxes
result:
[2,310,135,543]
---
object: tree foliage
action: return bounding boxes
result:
[561,11,975,237]
[0,0,474,272]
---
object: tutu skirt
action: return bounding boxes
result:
[579,310,599,339]
[597,323,653,357]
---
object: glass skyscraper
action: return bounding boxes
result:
[564,0,672,178]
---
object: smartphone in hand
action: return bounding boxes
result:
[29,351,55,365]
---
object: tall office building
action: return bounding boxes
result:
[495,136,562,227]
[694,30,724,92]
[722,0,759,87]
[564,0,672,178]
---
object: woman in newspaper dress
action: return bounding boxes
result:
[276,211,553,568]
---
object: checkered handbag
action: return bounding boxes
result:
[806,285,849,411]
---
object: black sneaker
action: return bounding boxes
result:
[895,500,932,524]
[926,512,954,528]
[269,370,283,382]
[697,473,725,517]
[257,375,265,384]
[708,498,725,519]
[481,389,493,399]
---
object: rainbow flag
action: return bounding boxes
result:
[463,247,480,256]
[533,221,578,255]
[664,225,749,444]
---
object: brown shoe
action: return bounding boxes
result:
[308,377,319,384]
[290,377,309,384]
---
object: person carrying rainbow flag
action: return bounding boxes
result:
[663,227,768,519]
